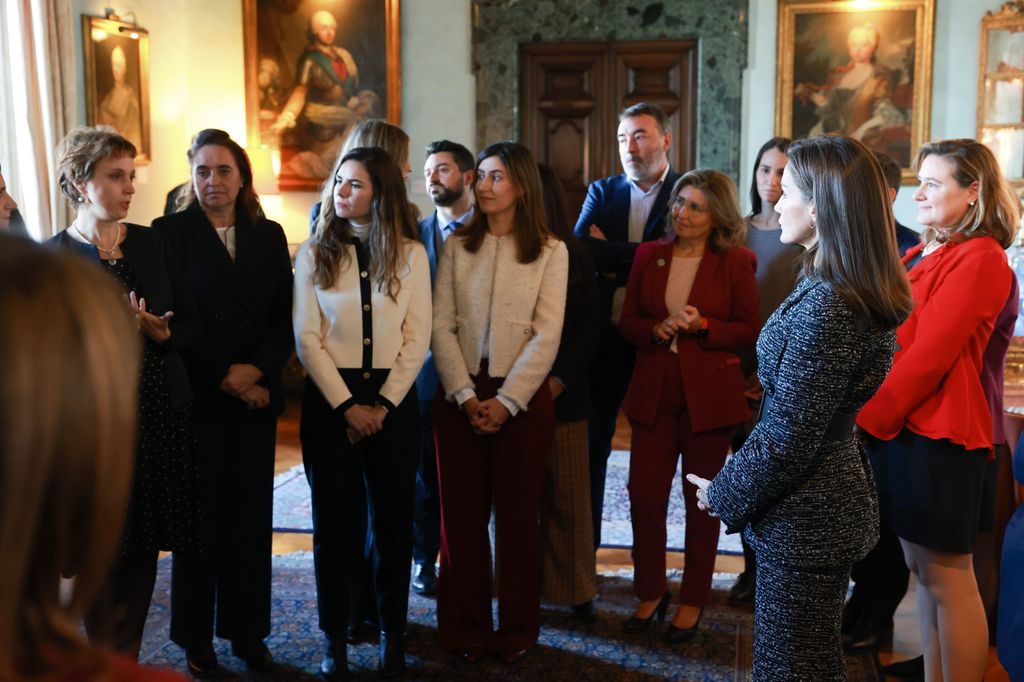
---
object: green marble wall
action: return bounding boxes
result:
[472,0,750,177]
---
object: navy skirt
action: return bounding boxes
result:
[866,429,989,554]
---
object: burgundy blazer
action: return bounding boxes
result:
[620,238,760,433]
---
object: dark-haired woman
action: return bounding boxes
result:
[294,146,431,678]
[729,136,802,606]
[153,129,294,674]
[536,163,601,623]
[856,139,1020,682]
[432,142,568,662]
[690,135,913,679]
[620,169,759,642]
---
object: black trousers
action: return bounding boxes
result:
[85,551,159,658]
[586,323,635,549]
[170,418,276,647]
[413,396,441,566]
[301,375,419,637]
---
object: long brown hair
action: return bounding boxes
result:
[311,146,418,299]
[788,135,913,330]
[314,119,411,237]
[0,235,140,677]
[669,169,747,251]
[748,136,791,216]
[915,139,1021,248]
[458,141,552,263]
[175,128,262,223]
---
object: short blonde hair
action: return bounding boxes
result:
[0,235,140,676]
[55,125,136,204]
[915,139,1022,248]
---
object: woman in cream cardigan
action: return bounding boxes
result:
[431,141,568,663]
[294,146,430,678]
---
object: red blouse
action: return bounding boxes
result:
[857,236,1013,452]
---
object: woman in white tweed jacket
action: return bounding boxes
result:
[431,141,568,663]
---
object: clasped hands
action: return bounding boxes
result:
[462,396,510,435]
[653,305,703,343]
[220,363,269,410]
[344,403,388,443]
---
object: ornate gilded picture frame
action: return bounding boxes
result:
[775,0,934,179]
[82,15,151,164]
[977,1,1024,189]
[242,0,401,191]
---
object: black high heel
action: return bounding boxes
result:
[623,590,671,633]
[664,608,703,644]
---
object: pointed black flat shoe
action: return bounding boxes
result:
[623,590,671,634]
[377,631,405,678]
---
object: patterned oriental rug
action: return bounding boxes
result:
[272,451,745,555]
[139,553,880,681]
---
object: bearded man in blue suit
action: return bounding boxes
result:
[574,103,682,550]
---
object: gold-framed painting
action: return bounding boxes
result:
[775,0,934,178]
[242,0,401,192]
[82,16,151,164]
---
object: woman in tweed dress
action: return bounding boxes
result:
[689,135,912,680]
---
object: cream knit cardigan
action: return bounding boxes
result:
[431,232,568,411]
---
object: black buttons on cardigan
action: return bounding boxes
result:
[363,372,371,379]
[360,270,368,278]
[363,304,370,311]
[363,338,371,346]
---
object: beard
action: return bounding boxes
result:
[429,183,465,207]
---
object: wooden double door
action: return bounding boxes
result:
[520,39,698,222]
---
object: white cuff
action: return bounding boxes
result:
[453,388,476,406]
[496,392,520,417]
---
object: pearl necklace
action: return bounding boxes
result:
[73,222,122,265]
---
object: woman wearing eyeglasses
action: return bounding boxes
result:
[619,169,760,642]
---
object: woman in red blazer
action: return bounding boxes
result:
[619,169,760,642]
[857,139,1020,682]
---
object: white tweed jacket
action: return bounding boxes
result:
[432,232,568,411]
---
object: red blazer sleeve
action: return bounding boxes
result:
[619,240,666,349]
[700,247,760,351]
[858,240,1011,440]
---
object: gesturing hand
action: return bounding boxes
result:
[239,385,270,410]
[129,290,173,343]
[686,474,718,517]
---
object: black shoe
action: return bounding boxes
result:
[623,591,671,634]
[664,609,703,644]
[185,644,220,678]
[727,571,755,606]
[411,562,438,597]
[321,636,348,680]
[377,632,406,677]
[841,598,863,636]
[571,600,599,625]
[230,639,273,671]
[883,655,924,679]
[841,616,894,652]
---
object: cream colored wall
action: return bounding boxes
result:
[741,0,1008,229]
[71,0,476,245]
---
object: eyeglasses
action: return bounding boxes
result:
[671,196,708,213]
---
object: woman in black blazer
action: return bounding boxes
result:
[49,125,201,659]
[152,129,294,675]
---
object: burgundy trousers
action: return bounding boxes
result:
[628,351,735,606]
[433,367,553,654]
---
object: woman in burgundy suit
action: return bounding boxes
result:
[620,169,759,642]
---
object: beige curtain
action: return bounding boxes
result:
[1,0,75,240]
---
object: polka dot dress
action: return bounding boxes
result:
[104,257,201,556]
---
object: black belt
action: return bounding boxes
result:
[758,392,858,443]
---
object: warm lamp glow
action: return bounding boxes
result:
[91,28,108,41]
[249,145,279,196]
